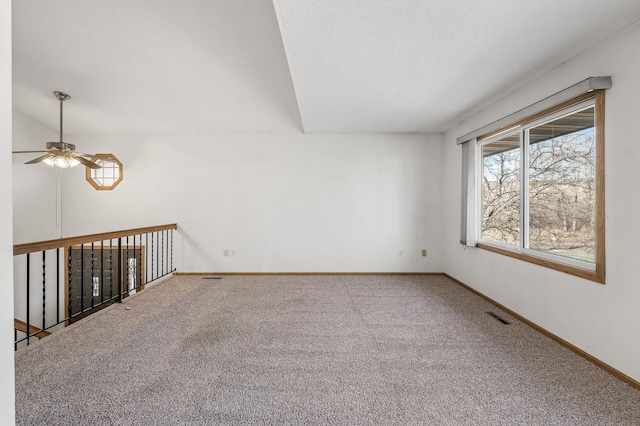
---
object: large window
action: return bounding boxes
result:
[476,91,604,283]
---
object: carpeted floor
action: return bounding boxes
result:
[14,274,640,425]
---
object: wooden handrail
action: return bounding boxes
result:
[13,223,177,256]
[14,319,51,339]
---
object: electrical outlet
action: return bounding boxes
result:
[231,249,236,257]
[398,249,403,256]
[223,249,229,257]
[421,249,427,257]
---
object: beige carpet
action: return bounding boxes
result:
[15,274,640,425]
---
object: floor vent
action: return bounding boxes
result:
[202,277,223,280]
[486,311,510,324]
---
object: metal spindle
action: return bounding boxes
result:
[126,236,130,294]
[109,242,113,300]
[117,238,122,302]
[141,234,144,287]
[134,235,138,291]
[138,234,142,289]
[100,244,104,304]
[91,242,95,309]
[80,244,85,314]
[26,253,30,346]
[56,248,60,324]
[145,233,149,286]
[170,229,173,272]
[151,232,155,281]
[42,250,46,333]
[68,247,73,321]
[160,231,164,276]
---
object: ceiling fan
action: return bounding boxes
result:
[13,91,109,169]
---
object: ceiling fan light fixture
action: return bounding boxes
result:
[44,155,80,169]
[42,141,80,168]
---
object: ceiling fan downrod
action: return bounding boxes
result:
[47,91,76,152]
[54,91,70,144]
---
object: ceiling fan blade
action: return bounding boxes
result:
[92,154,113,159]
[74,155,102,169]
[12,150,48,154]
[25,154,53,164]
[77,152,112,161]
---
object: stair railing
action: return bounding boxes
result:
[13,223,177,349]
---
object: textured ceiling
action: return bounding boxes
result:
[12,0,640,136]
[274,0,640,133]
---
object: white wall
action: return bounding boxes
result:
[12,111,60,243]
[1,0,16,421]
[442,22,640,382]
[13,131,443,273]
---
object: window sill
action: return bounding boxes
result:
[476,242,605,284]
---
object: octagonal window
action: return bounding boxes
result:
[86,154,123,190]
